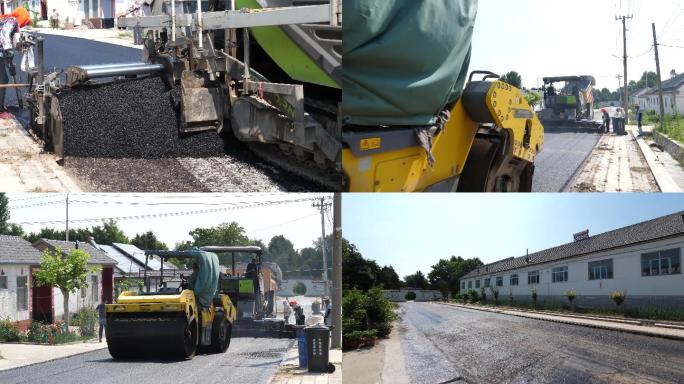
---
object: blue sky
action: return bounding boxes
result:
[342,194,684,278]
[471,0,684,90]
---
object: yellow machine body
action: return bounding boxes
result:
[342,80,544,192]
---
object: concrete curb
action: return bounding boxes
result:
[30,28,142,50]
[653,131,684,164]
[631,129,680,192]
[438,303,684,342]
[0,343,107,372]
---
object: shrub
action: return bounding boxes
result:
[0,317,20,342]
[27,321,46,343]
[292,281,307,295]
[342,288,396,344]
[564,289,576,303]
[610,291,626,308]
[466,289,479,303]
[404,291,417,301]
[489,286,500,305]
[71,307,98,338]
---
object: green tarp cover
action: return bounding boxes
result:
[342,0,478,126]
[187,248,219,309]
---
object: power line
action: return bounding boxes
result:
[660,43,684,49]
[14,196,330,226]
[8,193,66,202]
[250,213,319,233]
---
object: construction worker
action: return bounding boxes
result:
[601,108,611,134]
[635,105,644,136]
[0,8,30,112]
[282,299,292,324]
[323,298,332,326]
[96,299,109,342]
[50,9,59,29]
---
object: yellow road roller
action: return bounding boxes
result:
[106,248,236,359]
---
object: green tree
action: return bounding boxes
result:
[131,231,168,251]
[524,91,541,109]
[0,193,9,234]
[90,220,129,244]
[377,265,402,289]
[427,256,483,296]
[403,271,429,290]
[501,71,522,88]
[342,240,380,291]
[268,235,298,273]
[34,248,101,328]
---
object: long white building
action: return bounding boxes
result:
[459,212,684,309]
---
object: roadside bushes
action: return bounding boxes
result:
[465,289,479,303]
[609,290,626,309]
[0,317,20,342]
[343,288,396,349]
[71,307,98,338]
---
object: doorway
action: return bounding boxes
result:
[32,282,53,323]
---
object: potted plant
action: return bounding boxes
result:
[609,290,626,312]
[564,289,577,311]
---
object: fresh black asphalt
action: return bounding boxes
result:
[532,131,602,192]
[397,302,684,384]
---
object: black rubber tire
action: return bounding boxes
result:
[177,319,198,359]
[107,340,132,360]
[327,363,336,373]
[209,313,231,353]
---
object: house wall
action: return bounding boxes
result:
[0,265,31,322]
[52,271,102,320]
[280,279,327,297]
[641,89,682,115]
[460,236,684,309]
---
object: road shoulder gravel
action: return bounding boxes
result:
[440,302,684,341]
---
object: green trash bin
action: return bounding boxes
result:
[305,325,331,373]
[612,117,626,135]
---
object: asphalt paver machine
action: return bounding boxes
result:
[202,245,295,338]
[539,75,602,130]
[21,0,342,189]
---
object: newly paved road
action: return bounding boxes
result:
[397,302,684,384]
[0,337,294,384]
[532,131,602,192]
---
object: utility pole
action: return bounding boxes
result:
[65,193,69,242]
[616,74,623,104]
[312,197,332,296]
[652,23,666,121]
[616,15,632,111]
[331,192,342,349]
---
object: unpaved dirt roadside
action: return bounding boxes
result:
[570,131,659,192]
[0,117,81,192]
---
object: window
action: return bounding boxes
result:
[468,281,472,289]
[484,278,490,288]
[0,275,7,289]
[91,275,99,302]
[588,259,613,280]
[510,274,519,286]
[81,286,87,299]
[475,279,481,289]
[528,271,539,285]
[642,248,681,276]
[16,276,28,311]
[496,276,503,287]
[461,282,465,290]
[552,266,568,283]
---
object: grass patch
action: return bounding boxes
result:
[117,32,133,39]
[454,299,684,322]
[657,114,684,144]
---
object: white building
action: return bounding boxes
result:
[459,212,684,309]
[4,0,127,27]
[639,73,684,116]
[0,236,117,330]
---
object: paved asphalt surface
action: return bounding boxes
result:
[0,337,294,384]
[398,302,684,384]
[532,131,602,192]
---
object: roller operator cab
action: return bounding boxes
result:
[105,248,236,360]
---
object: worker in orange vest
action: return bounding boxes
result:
[0,7,31,111]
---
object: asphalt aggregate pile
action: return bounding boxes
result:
[59,76,228,158]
